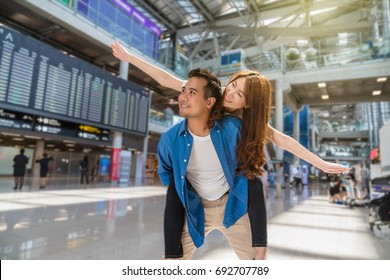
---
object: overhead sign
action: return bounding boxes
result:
[33,116,110,142]
[0,108,110,142]
[0,108,33,130]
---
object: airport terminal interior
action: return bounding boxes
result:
[1,0,390,260]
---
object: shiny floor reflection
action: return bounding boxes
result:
[0,178,389,260]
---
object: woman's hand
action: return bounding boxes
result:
[111,41,131,61]
[321,162,350,174]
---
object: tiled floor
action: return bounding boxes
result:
[0,177,389,260]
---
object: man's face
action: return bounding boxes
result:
[178,77,211,119]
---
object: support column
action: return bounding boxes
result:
[311,126,316,152]
[109,61,128,182]
[275,75,284,161]
[33,140,45,177]
[110,131,123,181]
[372,2,380,39]
[135,136,149,185]
[135,91,152,185]
[383,0,390,39]
[293,110,300,164]
[119,60,129,79]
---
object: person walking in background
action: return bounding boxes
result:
[275,163,284,198]
[79,155,89,186]
[12,148,29,190]
[35,153,53,189]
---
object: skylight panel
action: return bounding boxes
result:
[177,0,203,24]
[127,0,165,30]
[220,0,247,16]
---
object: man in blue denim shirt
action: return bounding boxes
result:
[158,68,254,259]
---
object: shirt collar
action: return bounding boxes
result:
[178,119,222,136]
[178,119,189,136]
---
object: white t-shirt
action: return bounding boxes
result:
[186,130,229,201]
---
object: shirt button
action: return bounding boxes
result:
[184,159,187,162]
[181,176,184,179]
[217,130,220,133]
[187,144,190,146]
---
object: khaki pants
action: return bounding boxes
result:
[180,193,255,260]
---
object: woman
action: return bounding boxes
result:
[111,42,349,259]
[329,178,347,204]
[111,41,348,174]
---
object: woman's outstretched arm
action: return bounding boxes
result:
[111,41,183,91]
[267,124,350,174]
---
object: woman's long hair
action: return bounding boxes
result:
[210,70,273,179]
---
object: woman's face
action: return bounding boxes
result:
[223,77,246,110]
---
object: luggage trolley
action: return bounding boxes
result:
[368,175,390,231]
[342,177,356,207]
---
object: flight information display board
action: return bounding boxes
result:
[0,24,149,136]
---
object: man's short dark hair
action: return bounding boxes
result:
[20,148,25,154]
[188,68,222,103]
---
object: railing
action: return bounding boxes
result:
[149,109,183,128]
[54,0,159,60]
[318,147,370,158]
[54,1,390,78]
[261,35,390,73]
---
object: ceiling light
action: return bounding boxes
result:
[24,135,42,139]
[377,77,387,82]
[318,83,326,88]
[321,95,329,100]
[12,138,24,141]
[372,90,381,96]
[66,144,75,147]
[63,140,76,143]
[46,144,55,147]
[357,138,361,141]
[1,132,21,137]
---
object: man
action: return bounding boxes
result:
[293,166,303,188]
[13,148,29,190]
[158,68,255,260]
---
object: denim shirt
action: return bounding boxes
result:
[158,115,248,248]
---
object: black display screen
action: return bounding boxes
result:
[0,24,149,136]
